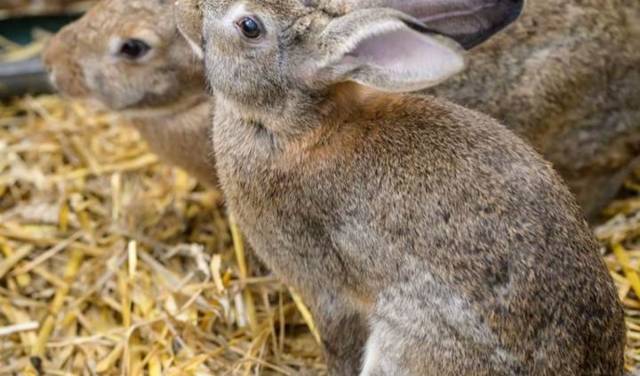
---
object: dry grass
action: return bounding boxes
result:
[0,94,639,375]
[0,96,325,375]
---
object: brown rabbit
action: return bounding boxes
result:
[177,0,625,374]
[41,0,217,187]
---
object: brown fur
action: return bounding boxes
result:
[425,0,640,221]
[329,0,640,220]
[129,97,216,186]
[183,0,626,374]
[42,0,218,186]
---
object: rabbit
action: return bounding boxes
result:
[41,0,218,187]
[176,0,626,375]
[41,0,282,280]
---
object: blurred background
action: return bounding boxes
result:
[0,0,93,99]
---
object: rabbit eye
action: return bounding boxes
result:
[236,17,262,39]
[119,39,151,60]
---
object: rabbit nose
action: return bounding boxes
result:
[42,42,60,76]
[41,37,88,97]
[41,49,59,89]
[47,69,59,90]
[42,38,56,65]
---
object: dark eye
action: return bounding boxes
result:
[237,17,262,39]
[119,39,151,60]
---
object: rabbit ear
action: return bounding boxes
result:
[336,0,525,49]
[174,0,204,59]
[316,9,464,92]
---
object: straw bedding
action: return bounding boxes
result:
[0,96,326,375]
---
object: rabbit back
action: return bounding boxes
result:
[428,0,640,220]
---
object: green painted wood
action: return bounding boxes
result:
[0,15,80,44]
[0,15,80,97]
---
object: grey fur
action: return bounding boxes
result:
[338,0,640,221]
[424,0,640,221]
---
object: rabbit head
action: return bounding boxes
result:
[43,0,205,111]
[178,0,523,129]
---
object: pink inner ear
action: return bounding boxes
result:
[346,28,461,82]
